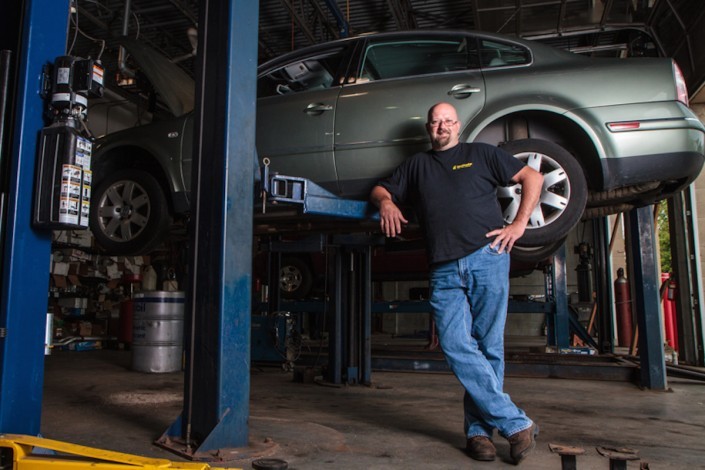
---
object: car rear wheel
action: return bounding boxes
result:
[499,139,587,247]
[511,238,566,263]
[90,169,170,255]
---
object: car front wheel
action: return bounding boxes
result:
[499,139,587,247]
[90,169,170,255]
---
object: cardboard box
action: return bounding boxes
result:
[52,262,70,276]
[79,321,92,336]
[52,275,68,289]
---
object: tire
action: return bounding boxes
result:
[279,256,313,300]
[511,238,566,263]
[90,169,170,255]
[498,139,587,247]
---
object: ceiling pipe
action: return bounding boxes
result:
[118,0,136,78]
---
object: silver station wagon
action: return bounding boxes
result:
[90,30,705,257]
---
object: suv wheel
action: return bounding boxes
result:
[279,256,313,299]
[511,238,566,263]
[499,139,587,247]
[90,169,170,255]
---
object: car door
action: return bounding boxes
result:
[256,46,352,194]
[333,33,487,198]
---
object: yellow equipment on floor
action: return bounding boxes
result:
[0,434,240,470]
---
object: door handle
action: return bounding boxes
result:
[447,84,481,98]
[304,103,334,115]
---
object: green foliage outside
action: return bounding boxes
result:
[657,202,671,274]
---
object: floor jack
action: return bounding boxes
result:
[0,434,240,470]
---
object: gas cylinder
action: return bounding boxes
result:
[662,274,678,351]
[614,268,633,348]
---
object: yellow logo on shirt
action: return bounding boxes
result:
[452,163,473,170]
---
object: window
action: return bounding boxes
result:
[479,39,531,68]
[258,48,347,98]
[359,37,480,81]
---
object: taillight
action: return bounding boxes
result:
[673,60,689,107]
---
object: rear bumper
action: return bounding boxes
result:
[572,102,705,191]
[601,150,705,191]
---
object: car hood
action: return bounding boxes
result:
[121,38,195,117]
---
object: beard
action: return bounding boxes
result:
[432,132,452,149]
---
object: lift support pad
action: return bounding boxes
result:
[0,434,239,469]
[267,173,379,221]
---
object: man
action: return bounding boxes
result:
[370,102,543,464]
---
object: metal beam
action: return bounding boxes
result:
[168,0,199,26]
[544,243,570,349]
[371,355,639,382]
[323,0,349,37]
[471,0,482,31]
[308,0,340,39]
[596,216,615,354]
[626,206,667,389]
[553,243,570,348]
[669,189,705,366]
[278,0,318,45]
[0,0,70,434]
[157,0,259,457]
[387,0,418,30]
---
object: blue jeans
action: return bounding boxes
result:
[429,243,532,439]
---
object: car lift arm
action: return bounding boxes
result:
[0,434,238,469]
[262,159,379,221]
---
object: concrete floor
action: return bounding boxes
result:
[39,349,705,469]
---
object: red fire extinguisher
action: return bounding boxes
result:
[662,274,678,351]
[614,268,633,348]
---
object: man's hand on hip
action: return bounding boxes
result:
[486,222,526,254]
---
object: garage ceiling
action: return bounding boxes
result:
[70,0,704,104]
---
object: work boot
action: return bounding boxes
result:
[466,436,496,461]
[507,422,539,465]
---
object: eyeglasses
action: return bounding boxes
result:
[428,119,458,127]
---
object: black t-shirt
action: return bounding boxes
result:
[378,142,526,264]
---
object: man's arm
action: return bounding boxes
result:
[370,185,408,238]
[486,165,544,253]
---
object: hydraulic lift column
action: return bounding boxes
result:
[626,206,667,389]
[327,236,373,385]
[157,0,260,458]
[0,0,71,435]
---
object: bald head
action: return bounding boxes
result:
[426,102,461,151]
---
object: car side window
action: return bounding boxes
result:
[479,39,531,68]
[358,37,480,81]
[258,49,347,98]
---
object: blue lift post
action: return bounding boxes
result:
[593,217,615,354]
[627,206,667,389]
[326,236,373,385]
[156,0,260,459]
[544,243,571,349]
[0,0,70,435]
